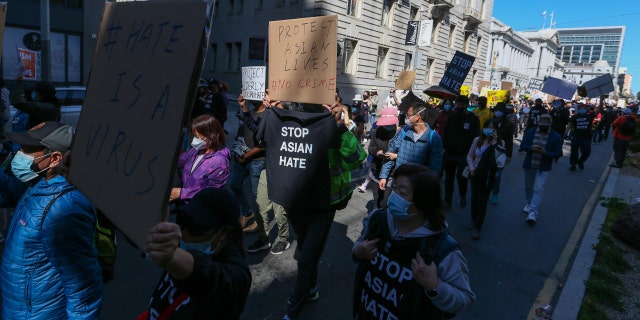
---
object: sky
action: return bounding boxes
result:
[492,0,640,95]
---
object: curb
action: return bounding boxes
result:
[552,165,619,318]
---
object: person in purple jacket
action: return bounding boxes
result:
[170,114,231,203]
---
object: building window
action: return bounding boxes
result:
[404,53,412,71]
[234,42,242,71]
[347,0,359,17]
[475,36,482,58]
[256,0,263,9]
[213,1,219,17]
[449,25,456,49]
[237,0,243,13]
[52,0,82,8]
[228,0,234,14]
[431,19,440,44]
[464,32,472,53]
[226,42,233,70]
[375,47,389,78]
[248,38,266,61]
[381,0,393,28]
[342,39,358,75]
[426,58,435,84]
[410,5,419,21]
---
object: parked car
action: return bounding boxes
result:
[4,86,85,132]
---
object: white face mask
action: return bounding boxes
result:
[191,137,207,150]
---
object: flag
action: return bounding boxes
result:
[541,10,547,15]
[549,11,554,18]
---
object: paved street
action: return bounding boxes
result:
[98,100,615,319]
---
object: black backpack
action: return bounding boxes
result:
[619,116,636,135]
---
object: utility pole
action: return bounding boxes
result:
[40,0,51,82]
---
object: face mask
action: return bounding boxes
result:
[11,151,51,182]
[443,104,452,112]
[352,107,359,114]
[494,111,504,118]
[482,128,494,137]
[180,239,213,254]
[578,109,587,115]
[538,125,550,133]
[191,137,207,150]
[382,125,396,131]
[387,191,414,220]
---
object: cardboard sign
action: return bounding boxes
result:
[541,77,577,100]
[268,15,338,105]
[439,51,475,94]
[487,90,510,106]
[241,66,266,101]
[68,0,208,249]
[527,78,544,91]
[395,71,416,90]
[405,21,419,45]
[17,47,37,80]
[501,81,512,90]
[0,3,6,65]
[583,74,615,98]
[418,19,432,47]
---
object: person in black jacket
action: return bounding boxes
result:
[525,98,548,132]
[441,95,479,210]
[144,187,251,320]
[489,103,514,204]
[549,99,570,138]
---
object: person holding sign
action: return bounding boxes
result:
[10,75,61,132]
[1,122,103,320]
[170,115,230,203]
[352,163,475,319]
[142,187,251,319]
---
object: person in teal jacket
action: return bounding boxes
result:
[1,122,103,320]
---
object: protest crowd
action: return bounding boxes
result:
[0,6,639,320]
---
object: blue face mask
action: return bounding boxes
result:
[443,104,452,112]
[387,191,414,220]
[191,137,207,150]
[180,240,213,254]
[494,111,504,118]
[483,128,494,137]
[578,109,587,115]
[11,151,50,182]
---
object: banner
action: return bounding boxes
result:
[268,15,338,105]
[17,47,37,80]
[405,21,419,46]
[395,71,416,90]
[418,19,432,47]
[241,66,266,101]
[68,0,210,250]
[439,51,475,94]
[583,74,615,98]
[527,78,544,91]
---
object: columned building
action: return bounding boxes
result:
[485,18,534,93]
[209,0,494,102]
[519,29,563,80]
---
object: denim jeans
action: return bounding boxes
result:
[524,168,550,214]
[227,158,265,217]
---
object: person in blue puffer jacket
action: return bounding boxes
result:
[0,121,103,320]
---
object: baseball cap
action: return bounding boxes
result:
[538,114,552,125]
[376,107,399,126]
[171,188,240,231]
[6,122,73,151]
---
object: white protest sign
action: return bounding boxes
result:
[241,66,266,101]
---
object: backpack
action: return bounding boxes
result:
[353,209,459,319]
[619,116,637,135]
[41,189,117,283]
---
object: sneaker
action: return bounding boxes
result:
[490,193,499,204]
[459,198,467,208]
[609,162,622,168]
[522,204,532,214]
[246,239,270,253]
[578,162,584,170]
[526,212,538,225]
[356,185,367,193]
[270,241,291,255]
[287,286,319,305]
[569,165,576,171]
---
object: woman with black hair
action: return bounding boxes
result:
[10,75,61,130]
[143,187,251,320]
[352,163,475,319]
[466,119,505,240]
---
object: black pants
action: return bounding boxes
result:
[286,209,336,318]
[443,153,468,204]
[470,177,492,230]
[570,137,592,165]
[603,124,611,140]
[613,138,629,167]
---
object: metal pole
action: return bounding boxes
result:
[40,0,51,82]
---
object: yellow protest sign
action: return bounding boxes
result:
[460,85,470,97]
[487,90,510,106]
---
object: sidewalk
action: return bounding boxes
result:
[553,163,640,319]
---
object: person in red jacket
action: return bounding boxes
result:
[609,108,638,168]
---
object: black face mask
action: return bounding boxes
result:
[455,107,466,113]
[538,126,550,133]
